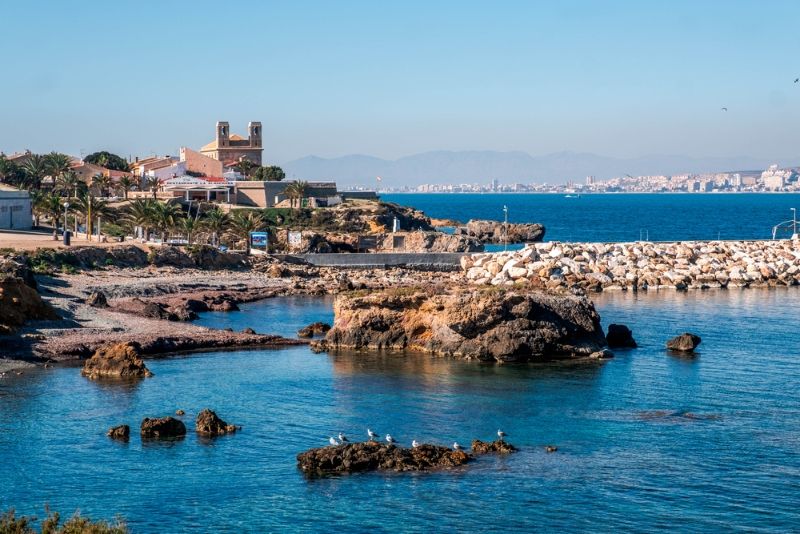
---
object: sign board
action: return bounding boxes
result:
[288,231,302,246]
[250,232,268,248]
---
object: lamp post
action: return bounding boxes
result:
[62,201,70,236]
[792,208,797,239]
[503,205,508,252]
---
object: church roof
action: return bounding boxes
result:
[200,134,250,151]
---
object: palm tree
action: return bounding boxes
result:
[73,193,112,241]
[45,152,73,182]
[56,170,85,198]
[201,207,229,247]
[145,176,161,199]
[117,176,135,199]
[91,173,112,197]
[21,154,49,190]
[284,180,309,209]
[233,158,255,178]
[124,199,158,240]
[177,216,200,244]
[37,193,65,240]
[226,210,265,254]
[151,201,184,241]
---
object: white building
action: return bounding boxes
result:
[0,184,32,230]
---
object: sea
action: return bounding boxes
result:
[1,194,800,532]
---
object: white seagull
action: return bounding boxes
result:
[386,434,396,445]
[338,432,349,443]
[328,436,338,446]
[497,429,506,441]
[367,428,378,441]
[453,442,463,451]
[412,440,420,448]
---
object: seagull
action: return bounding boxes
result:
[386,434,396,445]
[794,78,799,83]
[338,432,349,443]
[497,429,506,441]
[328,437,338,446]
[721,107,728,112]
[367,428,378,441]
[453,442,463,451]
[412,440,420,448]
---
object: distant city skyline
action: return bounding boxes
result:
[2,1,800,171]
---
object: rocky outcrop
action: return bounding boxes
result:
[666,333,701,352]
[464,240,800,291]
[140,416,186,439]
[275,229,482,253]
[195,409,238,436]
[0,255,37,289]
[81,342,153,380]
[312,287,608,362]
[471,439,518,454]
[606,324,637,348]
[297,441,471,475]
[297,322,331,338]
[456,220,545,244]
[86,291,108,308]
[0,277,59,334]
[107,425,130,441]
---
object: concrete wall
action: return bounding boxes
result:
[275,252,465,270]
[180,147,224,177]
[0,192,32,230]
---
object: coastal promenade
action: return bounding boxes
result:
[463,239,800,291]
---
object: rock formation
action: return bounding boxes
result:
[666,333,702,352]
[471,439,518,454]
[456,220,545,244]
[86,291,108,308]
[312,287,608,362]
[107,425,130,441]
[606,324,637,348]
[81,342,153,380]
[0,277,59,334]
[297,322,331,338]
[195,409,238,436]
[140,416,186,439]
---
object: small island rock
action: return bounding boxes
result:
[297,441,470,475]
[81,342,153,380]
[297,322,332,338]
[195,408,238,436]
[606,324,637,348]
[666,333,702,352]
[106,424,130,441]
[140,416,186,439]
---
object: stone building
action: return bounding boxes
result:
[200,121,263,167]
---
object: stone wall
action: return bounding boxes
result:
[462,240,800,291]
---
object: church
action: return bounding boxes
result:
[200,121,263,167]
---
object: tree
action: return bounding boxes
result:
[0,156,25,188]
[37,193,65,240]
[21,154,49,190]
[117,176,136,199]
[145,176,161,199]
[56,170,85,198]
[233,158,256,178]
[252,165,285,182]
[45,152,73,182]
[177,216,200,244]
[226,210,265,254]
[91,173,112,197]
[151,201,184,241]
[201,207,229,247]
[283,180,309,209]
[73,193,112,241]
[124,199,158,240]
[84,151,130,171]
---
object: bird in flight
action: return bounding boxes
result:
[721,107,728,112]
[794,78,799,83]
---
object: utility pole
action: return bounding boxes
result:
[792,208,797,239]
[503,205,508,252]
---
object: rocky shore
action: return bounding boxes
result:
[463,240,800,291]
[455,219,546,244]
[312,287,609,362]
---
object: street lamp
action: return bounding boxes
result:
[792,208,797,239]
[63,202,70,236]
[503,205,508,251]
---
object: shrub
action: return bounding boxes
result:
[0,507,128,534]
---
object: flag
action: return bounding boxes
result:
[376,176,382,182]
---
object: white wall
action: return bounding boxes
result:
[0,196,32,230]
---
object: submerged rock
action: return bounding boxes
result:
[140,416,186,439]
[606,323,637,348]
[81,342,153,380]
[666,333,702,352]
[297,322,332,338]
[297,441,471,475]
[195,408,238,436]
[471,439,518,454]
[106,424,130,441]
[312,287,607,363]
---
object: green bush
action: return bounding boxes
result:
[0,507,128,534]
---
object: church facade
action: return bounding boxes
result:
[199,121,263,167]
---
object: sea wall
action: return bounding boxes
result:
[462,240,800,291]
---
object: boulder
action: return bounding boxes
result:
[457,220,546,244]
[313,287,608,363]
[241,327,257,335]
[195,408,238,436]
[141,301,178,321]
[107,424,130,441]
[606,323,637,348]
[296,441,470,475]
[81,342,153,380]
[86,291,108,308]
[297,322,332,338]
[666,333,702,352]
[471,439,518,454]
[140,416,186,439]
[0,277,59,334]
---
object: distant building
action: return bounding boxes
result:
[0,184,31,230]
[200,121,263,167]
[585,176,595,185]
[234,181,337,208]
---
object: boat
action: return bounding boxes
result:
[564,194,581,198]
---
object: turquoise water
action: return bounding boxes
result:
[2,290,800,531]
[382,193,800,242]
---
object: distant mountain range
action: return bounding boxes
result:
[281,150,798,187]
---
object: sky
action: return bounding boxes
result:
[1,0,799,164]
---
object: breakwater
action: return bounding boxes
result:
[462,239,800,291]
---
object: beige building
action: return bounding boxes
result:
[200,121,263,167]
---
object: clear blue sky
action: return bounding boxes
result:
[1,0,799,163]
